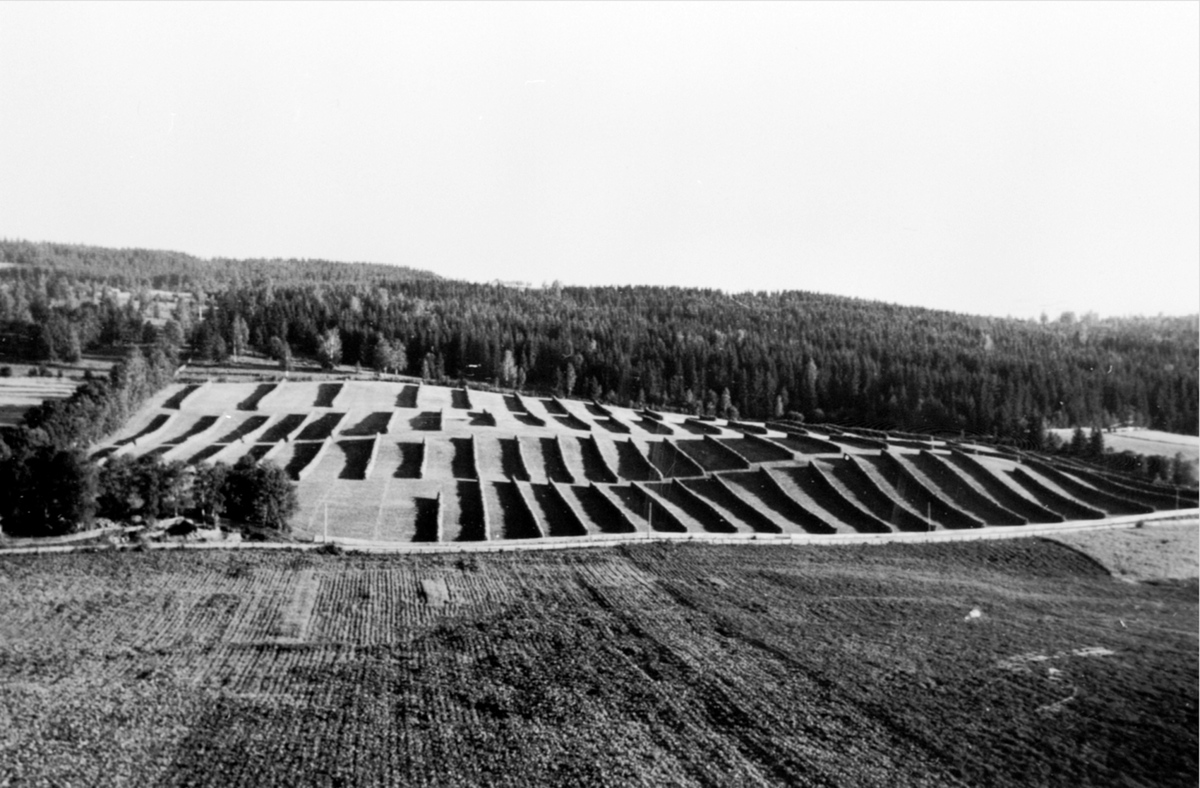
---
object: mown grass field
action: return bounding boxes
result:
[1049,519,1198,581]
[91,381,1200,545]
[1,537,1195,787]
[1049,428,1199,467]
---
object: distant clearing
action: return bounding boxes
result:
[1050,428,1198,465]
[0,377,79,426]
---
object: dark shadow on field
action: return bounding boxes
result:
[614,440,658,482]
[1004,468,1105,521]
[775,434,842,455]
[825,460,928,532]
[591,417,630,434]
[783,465,891,534]
[724,470,835,534]
[245,444,274,462]
[942,452,1063,523]
[493,482,540,539]
[450,437,477,480]
[413,497,439,542]
[677,419,718,436]
[538,437,574,483]
[237,383,276,411]
[295,413,344,441]
[502,394,526,413]
[116,414,170,446]
[910,452,1027,526]
[634,418,673,436]
[515,413,546,427]
[541,398,568,416]
[726,420,769,436]
[610,485,687,532]
[284,442,324,480]
[553,414,591,431]
[314,383,342,408]
[336,439,374,480]
[570,485,636,534]
[214,415,269,443]
[530,484,587,536]
[719,437,792,463]
[451,389,471,410]
[646,441,706,478]
[162,384,199,410]
[469,411,496,427]
[259,414,306,443]
[145,446,172,460]
[166,415,218,444]
[646,481,734,533]
[674,438,747,473]
[585,402,610,418]
[342,412,391,436]
[455,481,486,541]
[833,435,888,450]
[394,443,424,478]
[684,478,781,533]
[499,438,530,481]
[577,436,618,483]
[409,411,442,431]
[189,445,224,464]
[890,438,938,451]
[91,446,119,461]
[860,454,982,529]
[396,385,420,409]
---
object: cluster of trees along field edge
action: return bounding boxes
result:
[0,238,1196,537]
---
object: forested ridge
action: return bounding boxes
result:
[0,239,440,290]
[3,239,1197,442]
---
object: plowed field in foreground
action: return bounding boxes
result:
[1,540,1195,787]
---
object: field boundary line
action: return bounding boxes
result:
[3,508,1197,557]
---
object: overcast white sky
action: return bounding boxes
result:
[1,2,1196,319]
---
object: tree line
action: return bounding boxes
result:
[197,281,1197,441]
[2,238,1196,480]
[0,331,296,538]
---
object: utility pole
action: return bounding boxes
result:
[324,502,329,542]
[926,502,932,532]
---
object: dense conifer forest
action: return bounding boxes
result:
[3,239,1197,445]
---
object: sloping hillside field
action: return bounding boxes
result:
[0,541,1195,786]
[92,381,1199,543]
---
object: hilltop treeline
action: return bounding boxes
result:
[2,240,1197,442]
[0,239,439,291]
[204,281,1198,440]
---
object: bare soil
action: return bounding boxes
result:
[1,541,1192,787]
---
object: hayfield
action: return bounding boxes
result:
[0,539,1195,787]
[91,381,1199,545]
[1048,518,1199,582]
